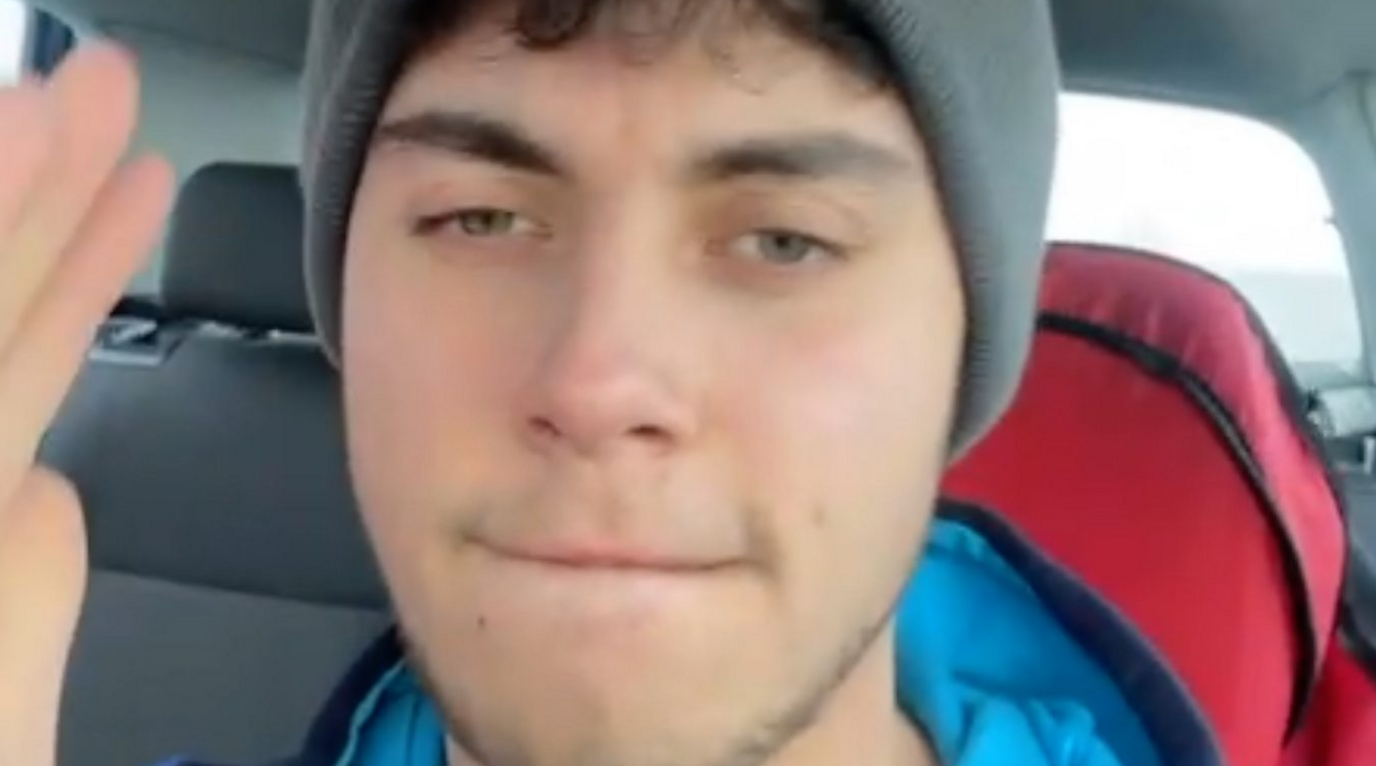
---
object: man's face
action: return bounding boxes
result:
[342,4,964,765]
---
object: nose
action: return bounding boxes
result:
[520,265,697,461]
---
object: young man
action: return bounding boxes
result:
[0,1,1221,765]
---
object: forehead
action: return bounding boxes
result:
[383,2,922,156]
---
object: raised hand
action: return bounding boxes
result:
[0,43,173,766]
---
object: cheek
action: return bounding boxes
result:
[719,273,964,589]
[340,196,541,521]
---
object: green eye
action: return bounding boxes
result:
[414,208,542,239]
[455,209,520,236]
[758,232,818,264]
[731,230,837,266]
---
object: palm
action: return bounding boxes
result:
[0,43,173,766]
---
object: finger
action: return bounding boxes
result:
[0,42,142,350]
[0,82,52,244]
[0,154,173,502]
[0,467,87,766]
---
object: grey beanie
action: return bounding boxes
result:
[300,0,1060,454]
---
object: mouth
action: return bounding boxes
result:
[470,535,741,574]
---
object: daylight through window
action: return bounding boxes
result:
[0,0,25,83]
[1050,93,1360,366]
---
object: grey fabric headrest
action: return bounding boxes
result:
[163,163,314,334]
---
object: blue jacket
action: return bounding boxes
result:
[162,502,1224,766]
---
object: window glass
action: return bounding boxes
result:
[0,0,26,84]
[1049,93,1360,366]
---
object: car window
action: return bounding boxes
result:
[0,0,25,84]
[1049,93,1361,368]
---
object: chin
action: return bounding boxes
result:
[407,620,804,766]
[439,689,762,766]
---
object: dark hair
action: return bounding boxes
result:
[403,0,893,86]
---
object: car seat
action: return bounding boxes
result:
[40,163,391,766]
[942,242,1349,766]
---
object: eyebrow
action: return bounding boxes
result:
[374,110,567,177]
[375,109,920,185]
[689,133,922,185]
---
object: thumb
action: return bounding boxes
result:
[0,467,88,766]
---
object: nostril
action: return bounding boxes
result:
[629,424,673,447]
[530,417,560,441]
[630,425,664,439]
[527,414,673,452]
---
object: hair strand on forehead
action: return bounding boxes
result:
[404,0,895,87]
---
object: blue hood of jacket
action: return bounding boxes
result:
[896,504,1220,766]
[169,502,1222,766]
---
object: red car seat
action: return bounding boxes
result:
[942,242,1349,766]
[1283,638,1376,766]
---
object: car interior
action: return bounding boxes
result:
[3,0,1376,765]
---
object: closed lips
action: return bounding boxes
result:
[470,534,741,573]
